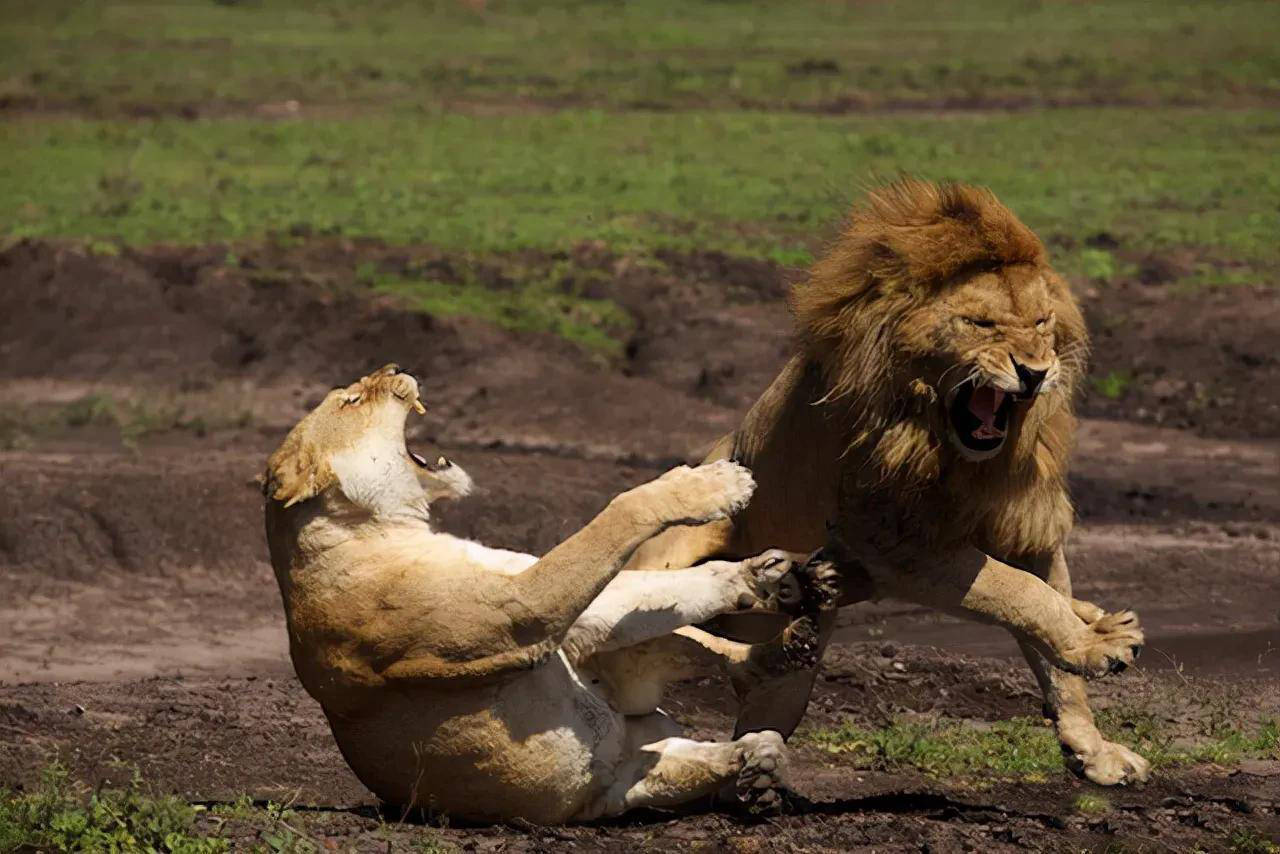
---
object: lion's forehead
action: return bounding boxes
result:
[948,269,1053,321]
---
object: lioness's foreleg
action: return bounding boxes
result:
[561,550,800,664]
[379,462,754,684]
[1016,548,1151,785]
[576,713,790,819]
[874,548,1144,679]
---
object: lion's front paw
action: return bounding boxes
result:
[646,460,756,526]
[1065,739,1151,786]
[775,552,843,617]
[735,730,793,813]
[1062,609,1144,678]
[1071,597,1107,624]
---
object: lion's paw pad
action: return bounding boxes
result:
[736,731,792,812]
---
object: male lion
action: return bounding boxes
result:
[263,365,828,824]
[629,179,1150,786]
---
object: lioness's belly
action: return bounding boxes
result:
[325,652,625,824]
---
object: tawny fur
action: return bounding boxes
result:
[263,365,809,823]
[628,179,1150,786]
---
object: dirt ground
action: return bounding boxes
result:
[2,240,1278,851]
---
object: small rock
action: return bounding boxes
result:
[69,704,85,716]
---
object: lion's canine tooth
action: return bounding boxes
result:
[436,456,448,467]
[413,400,427,415]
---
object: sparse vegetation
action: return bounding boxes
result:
[375,272,631,356]
[2,391,255,447]
[1073,793,1111,815]
[1228,829,1280,854]
[1091,371,1133,400]
[799,714,1280,780]
[0,763,226,853]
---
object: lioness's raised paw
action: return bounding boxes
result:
[641,460,755,527]
[1066,739,1152,786]
[1061,609,1144,678]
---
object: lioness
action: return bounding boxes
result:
[263,365,825,823]
[630,179,1150,785]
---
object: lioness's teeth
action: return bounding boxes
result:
[436,456,448,467]
[413,400,427,415]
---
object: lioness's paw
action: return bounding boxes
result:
[733,549,807,609]
[735,730,793,813]
[1066,739,1152,786]
[649,460,755,526]
[1063,609,1144,678]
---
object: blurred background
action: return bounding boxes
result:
[1,2,1277,850]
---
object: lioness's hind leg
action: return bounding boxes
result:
[582,717,792,819]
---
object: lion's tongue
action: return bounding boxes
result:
[968,386,1006,439]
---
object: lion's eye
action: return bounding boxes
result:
[965,318,996,329]
[1035,315,1052,329]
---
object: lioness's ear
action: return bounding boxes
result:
[265,436,336,508]
[264,403,339,507]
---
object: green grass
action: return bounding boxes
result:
[1091,371,1133,400]
[799,715,1279,781]
[0,763,226,853]
[375,273,630,355]
[3,0,1278,113]
[3,108,1278,290]
[1073,793,1111,815]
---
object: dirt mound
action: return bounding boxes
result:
[1083,276,1280,438]
[0,240,491,388]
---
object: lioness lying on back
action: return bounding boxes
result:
[263,364,830,824]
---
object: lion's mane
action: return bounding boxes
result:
[787,179,1089,555]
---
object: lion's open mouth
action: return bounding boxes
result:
[948,379,1015,455]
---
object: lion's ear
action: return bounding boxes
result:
[264,431,336,508]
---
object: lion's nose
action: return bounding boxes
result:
[1011,358,1048,395]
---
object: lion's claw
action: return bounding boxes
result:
[1064,739,1152,786]
[1061,608,1145,679]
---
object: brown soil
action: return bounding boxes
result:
[2,240,1277,851]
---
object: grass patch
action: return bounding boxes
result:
[2,0,1277,113]
[1090,371,1133,400]
[1229,829,1280,854]
[2,108,1277,291]
[799,715,1279,781]
[1073,793,1111,815]
[0,392,255,449]
[373,271,630,356]
[0,763,225,853]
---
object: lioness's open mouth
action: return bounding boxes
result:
[948,378,1015,457]
[409,448,452,472]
